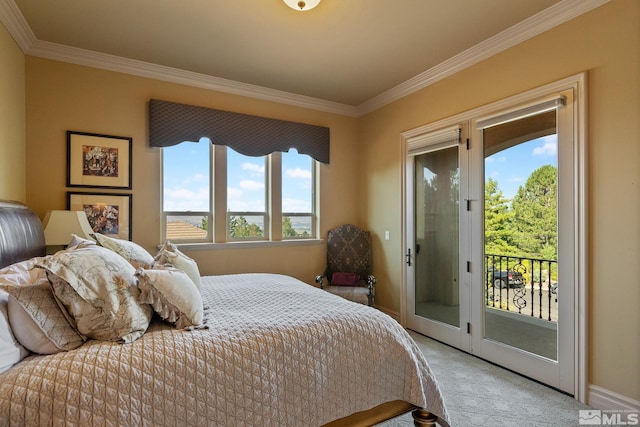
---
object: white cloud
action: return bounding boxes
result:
[163,186,209,211]
[239,180,264,191]
[286,167,311,180]
[242,162,265,173]
[532,136,557,156]
[283,197,311,212]
[227,187,242,198]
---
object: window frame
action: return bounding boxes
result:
[161,143,319,246]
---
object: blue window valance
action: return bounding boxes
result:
[149,99,330,164]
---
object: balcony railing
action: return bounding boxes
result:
[485,254,558,323]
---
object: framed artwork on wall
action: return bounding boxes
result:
[67,131,132,189]
[67,192,132,240]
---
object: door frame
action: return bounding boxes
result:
[399,73,588,402]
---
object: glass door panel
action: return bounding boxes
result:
[482,110,559,360]
[414,147,460,327]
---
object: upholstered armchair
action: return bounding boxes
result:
[315,224,376,306]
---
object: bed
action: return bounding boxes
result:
[0,200,449,426]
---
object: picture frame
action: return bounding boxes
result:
[67,192,132,240]
[67,131,132,189]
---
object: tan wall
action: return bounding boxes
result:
[24,57,361,284]
[0,23,25,202]
[359,0,640,402]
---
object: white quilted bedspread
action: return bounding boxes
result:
[0,273,449,426]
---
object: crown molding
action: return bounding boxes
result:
[25,39,360,117]
[0,0,35,51]
[357,0,610,115]
[1,0,609,117]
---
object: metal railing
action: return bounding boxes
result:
[485,254,558,322]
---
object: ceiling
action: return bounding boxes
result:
[1,0,605,115]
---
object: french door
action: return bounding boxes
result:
[403,76,586,397]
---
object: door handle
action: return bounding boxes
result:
[406,248,412,266]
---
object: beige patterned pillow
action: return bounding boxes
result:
[37,245,153,343]
[2,282,85,354]
[136,267,203,329]
[154,241,201,289]
[94,233,155,269]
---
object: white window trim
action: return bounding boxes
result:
[161,144,319,244]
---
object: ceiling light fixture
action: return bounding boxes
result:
[283,0,321,11]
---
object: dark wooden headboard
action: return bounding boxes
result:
[0,200,46,269]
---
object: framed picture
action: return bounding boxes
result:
[67,192,132,240]
[67,131,132,189]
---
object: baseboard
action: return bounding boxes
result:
[375,305,400,323]
[588,384,640,411]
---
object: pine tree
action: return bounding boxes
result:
[484,177,517,256]
[510,165,558,260]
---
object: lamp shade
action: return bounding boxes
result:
[42,210,95,246]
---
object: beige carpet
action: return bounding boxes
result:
[377,330,590,427]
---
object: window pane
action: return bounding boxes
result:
[227,148,265,212]
[282,149,313,238]
[228,214,265,238]
[163,138,210,211]
[282,149,312,214]
[282,215,312,238]
[166,214,209,240]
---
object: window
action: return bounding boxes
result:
[227,148,266,240]
[282,149,315,239]
[162,141,317,243]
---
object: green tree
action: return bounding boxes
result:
[282,216,299,238]
[510,165,558,260]
[201,216,208,231]
[484,177,518,256]
[229,215,263,238]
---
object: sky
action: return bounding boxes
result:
[162,134,556,213]
[163,139,312,213]
[484,134,558,200]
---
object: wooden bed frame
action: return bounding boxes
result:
[0,200,440,427]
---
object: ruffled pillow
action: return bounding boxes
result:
[94,233,155,269]
[155,241,201,289]
[37,245,153,343]
[136,267,203,329]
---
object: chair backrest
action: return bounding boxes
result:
[325,224,372,280]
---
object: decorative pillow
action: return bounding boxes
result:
[94,233,155,269]
[136,267,203,329]
[0,257,48,372]
[0,291,29,374]
[331,272,360,286]
[154,241,201,289]
[36,245,153,343]
[67,233,96,249]
[3,282,85,354]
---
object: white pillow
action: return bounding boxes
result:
[0,258,48,372]
[155,241,201,289]
[37,245,153,343]
[68,233,96,249]
[0,257,46,372]
[136,267,203,329]
[4,282,85,354]
[94,233,155,269]
[0,291,29,374]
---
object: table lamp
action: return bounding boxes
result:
[42,210,95,253]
